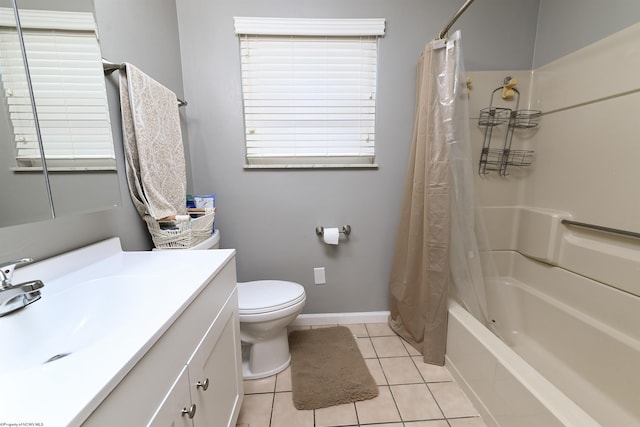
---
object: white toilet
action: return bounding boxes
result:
[237,280,305,379]
[184,229,306,379]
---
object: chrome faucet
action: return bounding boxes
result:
[0,258,44,317]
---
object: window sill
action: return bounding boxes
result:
[244,163,379,170]
[11,166,117,173]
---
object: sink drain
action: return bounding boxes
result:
[44,353,72,364]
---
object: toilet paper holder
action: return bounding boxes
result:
[315,225,351,237]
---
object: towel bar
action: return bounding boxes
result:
[102,58,188,107]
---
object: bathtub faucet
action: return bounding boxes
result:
[0,258,44,317]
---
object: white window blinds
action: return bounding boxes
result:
[0,8,114,170]
[234,17,385,168]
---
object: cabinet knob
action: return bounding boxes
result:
[196,378,210,391]
[181,403,196,419]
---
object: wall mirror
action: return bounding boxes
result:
[0,0,120,227]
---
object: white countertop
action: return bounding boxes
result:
[0,238,235,427]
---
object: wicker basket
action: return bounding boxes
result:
[144,208,215,249]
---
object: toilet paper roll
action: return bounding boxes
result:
[323,227,340,245]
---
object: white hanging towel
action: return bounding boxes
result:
[119,63,186,220]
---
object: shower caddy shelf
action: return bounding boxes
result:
[478,86,541,176]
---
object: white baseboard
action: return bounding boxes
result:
[291,311,390,326]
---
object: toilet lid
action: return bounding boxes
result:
[238,280,306,315]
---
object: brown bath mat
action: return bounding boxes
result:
[288,326,379,410]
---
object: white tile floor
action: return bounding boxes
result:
[236,323,487,427]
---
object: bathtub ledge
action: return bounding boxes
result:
[446,301,600,427]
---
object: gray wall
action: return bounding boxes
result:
[0,0,186,262]
[533,0,640,67]
[175,0,539,314]
[95,0,193,243]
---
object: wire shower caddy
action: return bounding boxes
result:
[478,84,541,176]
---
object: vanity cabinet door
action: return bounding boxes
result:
[189,289,243,427]
[147,366,194,427]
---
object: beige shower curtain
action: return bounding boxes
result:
[388,36,460,366]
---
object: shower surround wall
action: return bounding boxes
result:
[448,20,640,427]
[526,23,640,295]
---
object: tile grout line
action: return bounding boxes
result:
[424,367,449,425]
[366,327,407,426]
[268,389,276,427]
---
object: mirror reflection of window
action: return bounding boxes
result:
[0,5,52,227]
[0,7,115,171]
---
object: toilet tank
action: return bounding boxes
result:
[189,229,220,250]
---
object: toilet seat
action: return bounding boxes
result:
[238,280,305,315]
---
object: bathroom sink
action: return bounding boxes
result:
[0,237,236,427]
[0,275,166,374]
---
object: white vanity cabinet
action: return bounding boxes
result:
[186,295,243,426]
[148,288,242,427]
[147,366,192,427]
[84,256,243,427]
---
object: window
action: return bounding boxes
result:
[0,8,115,171]
[234,17,385,168]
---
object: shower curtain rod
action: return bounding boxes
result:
[438,0,476,39]
[102,58,188,107]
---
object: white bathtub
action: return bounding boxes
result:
[445,251,640,427]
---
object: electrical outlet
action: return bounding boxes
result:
[313,267,326,285]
